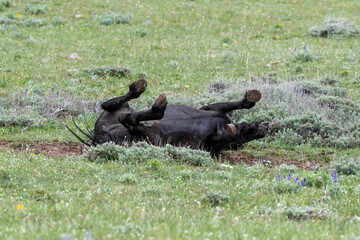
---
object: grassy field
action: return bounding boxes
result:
[1,0,360,239]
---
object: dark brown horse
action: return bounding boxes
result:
[70,79,267,156]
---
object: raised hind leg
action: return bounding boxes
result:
[118,94,167,136]
[200,90,262,113]
[101,79,147,112]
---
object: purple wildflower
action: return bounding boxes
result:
[277,173,281,182]
[51,88,54,98]
[25,88,29,97]
[301,178,306,186]
[304,45,307,51]
[333,169,338,183]
[93,12,96,17]
[313,160,316,171]
[129,14,132,19]
[294,47,297,52]
[4,23,7,30]
[312,199,315,205]
[287,171,291,180]
[294,176,299,184]
[322,197,325,203]
[37,90,42,97]
[318,199,321,204]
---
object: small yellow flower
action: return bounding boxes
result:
[30,153,34,157]
[44,135,47,137]
[16,14,20,18]
[160,19,163,23]
[244,50,247,54]
[17,204,24,210]
[147,15,150,18]
[234,39,238,44]
[50,208,54,211]
[6,150,10,153]
[277,152,281,155]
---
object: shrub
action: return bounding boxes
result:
[204,191,230,205]
[0,0,11,8]
[273,180,302,194]
[86,66,132,78]
[136,29,147,37]
[293,47,314,62]
[329,185,347,198]
[283,205,330,220]
[309,19,360,38]
[25,4,46,15]
[331,158,360,176]
[23,18,49,27]
[277,164,297,173]
[52,16,65,25]
[96,12,131,25]
[0,88,99,128]
[85,141,214,166]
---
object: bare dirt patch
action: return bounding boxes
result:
[223,151,314,170]
[0,140,84,157]
[0,140,331,169]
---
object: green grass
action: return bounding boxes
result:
[1,151,359,239]
[1,0,360,239]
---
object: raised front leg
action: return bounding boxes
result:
[200,90,262,113]
[101,79,147,112]
[118,94,167,136]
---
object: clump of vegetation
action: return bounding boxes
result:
[283,205,331,220]
[293,46,315,62]
[204,191,230,205]
[86,66,132,78]
[0,14,17,24]
[51,16,65,26]
[0,88,99,127]
[273,180,302,194]
[25,4,47,15]
[85,141,214,166]
[329,185,348,198]
[331,158,360,176]
[309,19,360,38]
[278,164,297,173]
[96,12,131,25]
[23,18,49,27]
[0,0,11,10]
[136,29,147,37]
[320,75,340,86]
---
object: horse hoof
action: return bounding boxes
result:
[246,90,262,103]
[130,79,147,95]
[155,94,167,109]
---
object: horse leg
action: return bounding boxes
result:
[101,79,147,112]
[200,90,262,113]
[118,94,167,136]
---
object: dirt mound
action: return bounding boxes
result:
[0,140,324,169]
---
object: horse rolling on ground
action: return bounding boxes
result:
[68,79,268,156]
